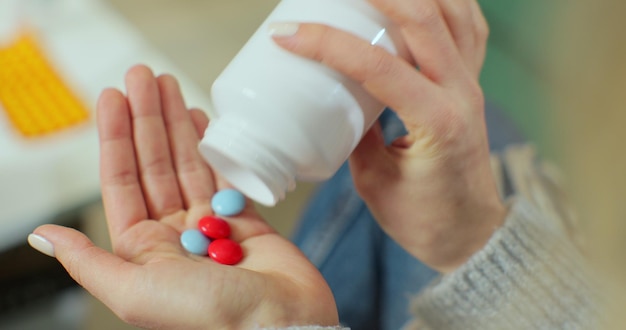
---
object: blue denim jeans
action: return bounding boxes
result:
[291,104,524,330]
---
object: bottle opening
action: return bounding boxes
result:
[198,114,297,207]
[200,144,279,206]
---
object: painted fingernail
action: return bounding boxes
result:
[268,22,300,37]
[28,233,55,257]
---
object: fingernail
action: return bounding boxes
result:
[28,233,55,257]
[268,22,300,37]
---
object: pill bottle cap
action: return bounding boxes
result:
[198,114,296,206]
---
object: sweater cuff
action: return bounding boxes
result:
[410,197,595,329]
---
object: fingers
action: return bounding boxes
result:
[156,75,215,209]
[186,107,235,208]
[97,87,149,241]
[32,225,135,312]
[99,65,217,241]
[467,0,489,75]
[368,0,468,85]
[434,0,489,77]
[189,108,210,137]
[348,122,398,199]
[436,0,477,72]
[125,65,185,219]
[272,23,447,135]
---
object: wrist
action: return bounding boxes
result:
[438,198,508,273]
[239,275,339,329]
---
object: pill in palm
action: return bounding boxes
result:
[211,189,246,216]
[208,239,243,265]
[198,215,231,239]
[180,229,211,255]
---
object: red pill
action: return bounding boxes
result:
[208,239,243,265]
[198,216,231,239]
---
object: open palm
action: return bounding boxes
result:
[34,65,336,329]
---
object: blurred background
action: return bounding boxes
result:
[0,0,555,329]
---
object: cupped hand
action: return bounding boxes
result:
[32,65,337,329]
[272,0,507,273]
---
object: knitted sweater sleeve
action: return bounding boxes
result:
[406,197,595,329]
[406,145,596,330]
[263,199,594,330]
[264,146,595,330]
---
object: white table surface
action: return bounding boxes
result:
[0,0,213,251]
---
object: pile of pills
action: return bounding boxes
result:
[180,189,246,265]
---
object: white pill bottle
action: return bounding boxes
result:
[198,0,398,206]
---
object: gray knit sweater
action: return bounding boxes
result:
[262,145,596,330]
[406,197,594,329]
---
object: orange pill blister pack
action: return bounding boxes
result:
[0,33,89,138]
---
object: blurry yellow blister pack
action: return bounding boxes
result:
[0,33,89,137]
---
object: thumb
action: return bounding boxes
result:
[349,122,397,199]
[28,224,135,309]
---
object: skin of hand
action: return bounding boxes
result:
[31,65,338,329]
[271,0,508,273]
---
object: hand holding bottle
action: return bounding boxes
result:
[272,0,507,273]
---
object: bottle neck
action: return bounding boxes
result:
[197,114,296,206]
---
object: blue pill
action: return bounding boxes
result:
[180,229,211,255]
[212,189,246,216]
